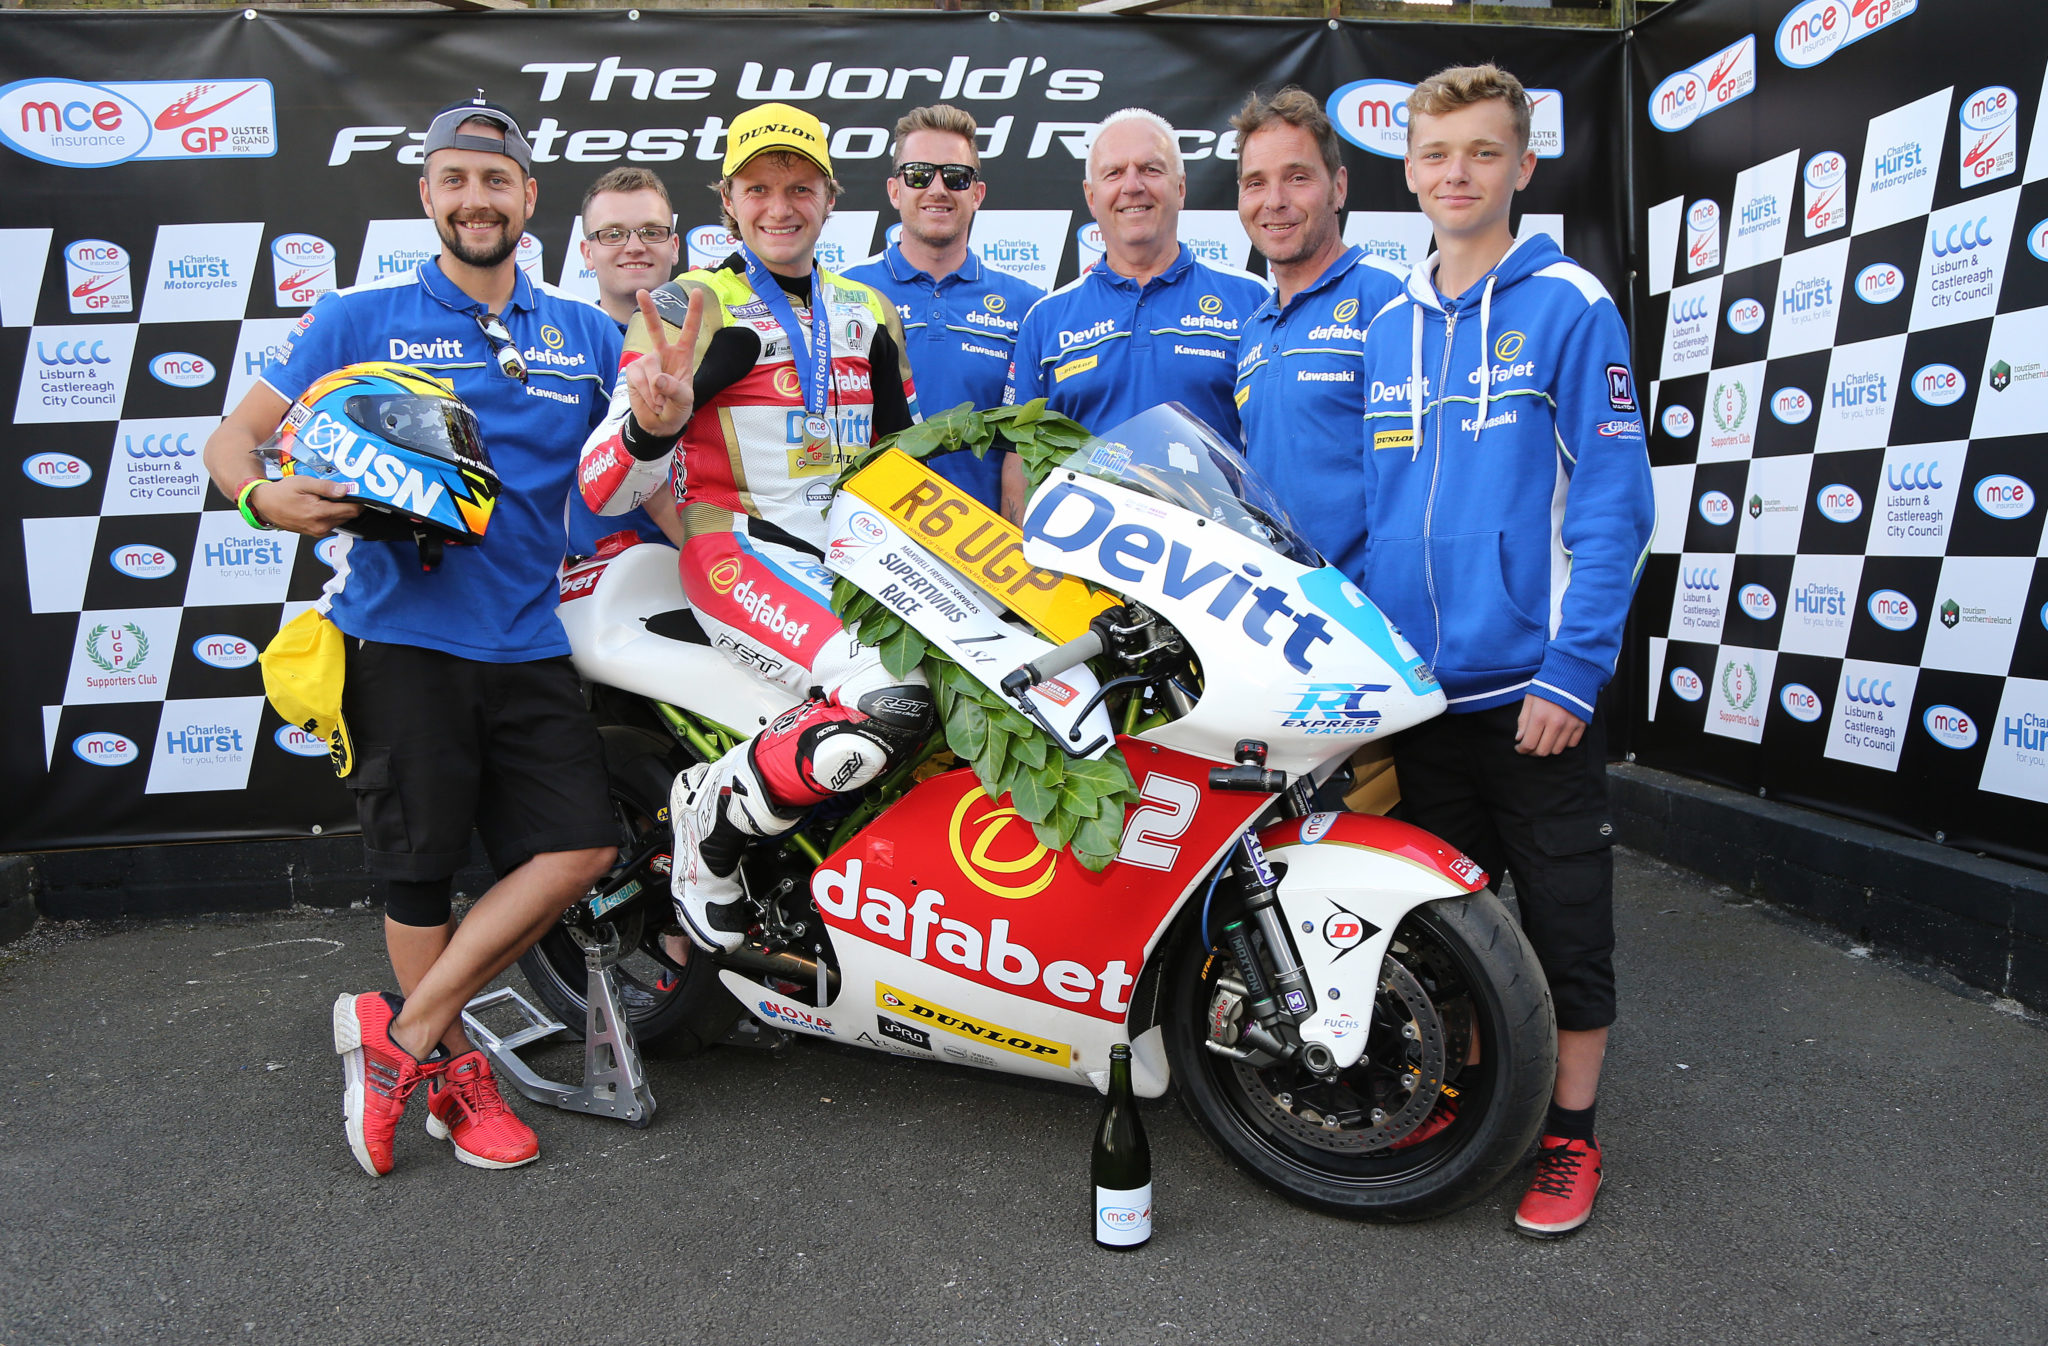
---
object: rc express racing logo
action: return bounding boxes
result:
[0,78,276,167]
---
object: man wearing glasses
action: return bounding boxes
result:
[578,102,931,958]
[203,98,624,1179]
[568,166,686,554]
[1001,107,1267,518]
[844,105,1043,509]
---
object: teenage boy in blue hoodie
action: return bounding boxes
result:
[1354,65,1654,1238]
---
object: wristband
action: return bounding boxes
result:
[236,476,277,531]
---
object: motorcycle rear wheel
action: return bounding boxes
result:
[514,726,741,1055]
[1163,889,1556,1221]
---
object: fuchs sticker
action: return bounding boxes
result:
[1300,812,1338,845]
[1606,365,1636,411]
[1319,1013,1360,1041]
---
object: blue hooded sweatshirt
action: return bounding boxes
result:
[1356,232,1654,718]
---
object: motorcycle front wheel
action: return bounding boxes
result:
[514,725,742,1055]
[1162,888,1556,1221]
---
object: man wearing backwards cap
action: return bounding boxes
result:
[204,97,624,1179]
[578,102,927,956]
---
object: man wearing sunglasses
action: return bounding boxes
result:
[1001,107,1267,519]
[843,105,1044,509]
[578,102,933,958]
[203,98,625,1180]
[567,166,687,556]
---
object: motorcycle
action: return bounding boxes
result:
[518,403,1556,1221]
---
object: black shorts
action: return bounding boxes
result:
[340,638,616,882]
[1391,701,1617,1032]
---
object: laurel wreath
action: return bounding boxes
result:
[1712,381,1748,433]
[1721,661,1758,712]
[827,400,1140,872]
[85,622,149,673]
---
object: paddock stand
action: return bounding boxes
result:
[459,927,657,1129]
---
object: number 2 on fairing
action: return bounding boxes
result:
[1116,773,1201,870]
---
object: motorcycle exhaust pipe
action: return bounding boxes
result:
[724,945,841,1000]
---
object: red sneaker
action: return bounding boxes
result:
[332,992,433,1178]
[425,1050,539,1169]
[1515,1135,1603,1237]
[1389,1094,1459,1150]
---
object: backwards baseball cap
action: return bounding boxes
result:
[260,608,353,777]
[723,102,833,178]
[422,94,534,173]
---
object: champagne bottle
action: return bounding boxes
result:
[1092,1043,1152,1250]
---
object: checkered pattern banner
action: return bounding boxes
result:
[1631,0,2048,866]
[0,11,1626,851]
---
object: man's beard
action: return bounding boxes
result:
[439,212,519,269]
[902,208,969,253]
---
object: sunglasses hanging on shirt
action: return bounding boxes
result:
[894,162,978,191]
[472,311,528,383]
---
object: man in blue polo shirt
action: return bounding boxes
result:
[1231,87,1405,580]
[204,97,622,1180]
[1002,107,1266,517]
[844,104,1042,508]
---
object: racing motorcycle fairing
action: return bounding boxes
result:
[1255,811,1488,1070]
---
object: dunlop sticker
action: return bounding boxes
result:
[876,982,1071,1065]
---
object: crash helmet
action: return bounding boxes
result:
[263,362,499,550]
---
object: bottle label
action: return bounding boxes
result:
[1095,1183,1152,1246]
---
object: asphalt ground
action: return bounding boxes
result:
[1,848,2044,1346]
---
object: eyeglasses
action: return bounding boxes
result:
[472,311,527,383]
[894,162,978,192]
[584,224,676,247]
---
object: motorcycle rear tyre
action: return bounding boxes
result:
[514,726,741,1055]
[1163,889,1556,1222]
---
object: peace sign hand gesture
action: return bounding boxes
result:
[624,285,707,440]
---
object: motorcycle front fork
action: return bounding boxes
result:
[1209,777,1343,1077]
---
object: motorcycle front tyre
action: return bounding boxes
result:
[1162,888,1557,1222]
[515,725,742,1055]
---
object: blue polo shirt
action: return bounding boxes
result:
[843,244,1043,507]
[1233,246,1406,579]
[262,258,621,661]
[565,310,670,556]
[1005,243,1266,440]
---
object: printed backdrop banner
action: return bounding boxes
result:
[1630,0,2048,868]
[0,11,1621,851]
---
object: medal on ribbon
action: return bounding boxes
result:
[740,245,835,458]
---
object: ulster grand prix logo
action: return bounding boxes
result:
[948,787,1058,899]
[85,622,150,672]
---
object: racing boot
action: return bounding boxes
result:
[671,740,804,954]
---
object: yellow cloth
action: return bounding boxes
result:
[259,608,354,777]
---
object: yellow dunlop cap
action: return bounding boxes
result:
[724,102,833,178]
[259,608,354,777]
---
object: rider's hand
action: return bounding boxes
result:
[625,286,706,439]
[248,477,361,538]
[1514,694,1586,757]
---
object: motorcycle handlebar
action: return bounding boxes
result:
[1000,628,1106,700]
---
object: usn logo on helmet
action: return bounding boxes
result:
[274,362,499,546]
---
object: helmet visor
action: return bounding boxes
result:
[345,393,489,473]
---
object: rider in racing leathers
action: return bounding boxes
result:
[577,103,930,955]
